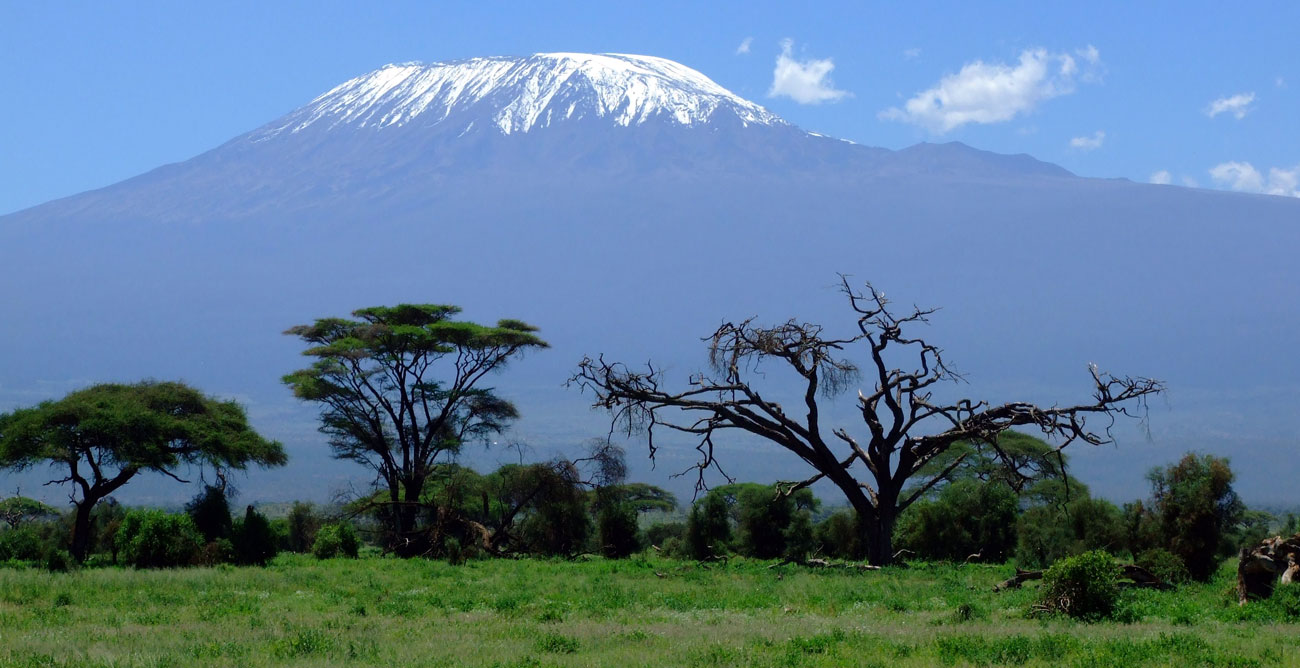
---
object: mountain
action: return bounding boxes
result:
[3,53,1299,505]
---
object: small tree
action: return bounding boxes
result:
[283,305,546,554]
[186,484,234,543]
[233,505,278,566]
[1147,453,1243,581]
[573,279,1163,564]
[284,502,321,553]
[0,381,286,562]
[686,492,731,559]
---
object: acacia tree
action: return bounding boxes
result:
[572,279,1163,565]
[282,304,547,553]
[0,381,285,561]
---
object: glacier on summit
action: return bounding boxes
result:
[254,53,787,138]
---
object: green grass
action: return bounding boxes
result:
[1,555,1297,666]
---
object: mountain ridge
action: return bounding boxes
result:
[4,52,1300,504]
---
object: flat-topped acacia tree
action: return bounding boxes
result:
[0,381,285,562]
[283,304,547,554]
[572,279,1164,566]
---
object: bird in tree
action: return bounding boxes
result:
[0,381,286,562]
[571,278,1164,566]
[282,304,547,555]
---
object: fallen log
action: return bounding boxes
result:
[1237,532,1300,604]
[993,569,1043,591]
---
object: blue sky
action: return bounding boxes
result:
[2,1,1297,215]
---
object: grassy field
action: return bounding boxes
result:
[1,554,1298,667]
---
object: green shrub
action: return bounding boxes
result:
[232,505,278,566]
[1036,550,1119,620]
[1135,548,1191,584]
[1016,497,1125,568]
[0,524,56,562]
[596,501,641,559]
[686,492,731,559]
[895,480,1018,562]
[312,523,360,559]
[815,510,862,560]
[185,485,233,542]
[284,502,321,553]
[644,521,685,548]
[44,549,74,572]
[117,510,204,568]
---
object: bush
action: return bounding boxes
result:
[782,510,816,561]
[312,523,360,559]
[232,505,278,566]
[197,538,236,566]
[895,480,1018,562]
[116,510,204,568]
[1015,497,1125,569]
[1135,548,1191,584]
[284,502,321,553]
[644,521,685,549]
[815,510,862,560]
[0,524,56,562]
[1037,550,1119,620]
[185,485,233,542]
[686,492,731,559]
[596,501,642,559]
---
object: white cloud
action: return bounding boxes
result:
[1276,77,1286,89]
[736,37,753,55]
[1205,92,1255,119]
[1070,130,1105,151]
[1181,176,1199,188]
[768,39,850,105]
[1076,44,1101,64]
[903,47,922,60]
[1150,170,1172,185]
[880,47,1100,133]
[1209,161,1300,197]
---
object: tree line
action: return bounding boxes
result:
[0,280,1286,575]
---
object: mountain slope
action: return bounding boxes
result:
[2,53,1298,505]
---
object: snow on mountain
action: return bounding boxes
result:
[253,53,787,139]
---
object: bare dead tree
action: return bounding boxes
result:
[570,277,1164,565]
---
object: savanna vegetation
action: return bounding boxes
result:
[3,290,1299,666]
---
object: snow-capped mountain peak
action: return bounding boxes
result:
[253,53,787,139]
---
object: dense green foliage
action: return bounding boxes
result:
[895,480,1019,562]
[116,510,205,569]
[1136,453,1245,581]
[232,506,278,566]
[1038,550,1120,620]
[1014,497,1126,568]
[283,501,322,553]
[186,485,234,543]
[312,524,360,559]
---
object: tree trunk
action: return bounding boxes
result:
[864,510,897,566]
[70,499,96,563]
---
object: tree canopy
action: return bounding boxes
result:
[283,304,547,554]
[0,380,285,560]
